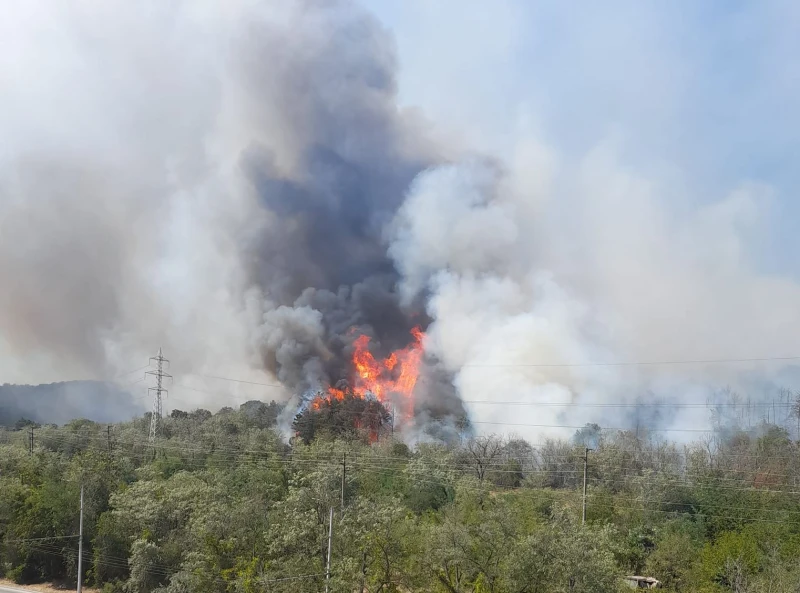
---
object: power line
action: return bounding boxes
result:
[112,364,152,380]
[14,429,800,530]
[291,405,719,433]
[3,535,80,543]
[15,424,794,506]
[185,373,283,388]
[265,572,328,584]
[23,422,800,463]
[188,356,800,387]
[462,400,799,408]
[19,417,800,499]
[26,427,800,496]
[171,383,800,410]
[462,355,800,368]
[467,419,716,433]
[166,368,800,416]
[19,421,800,465]
[171,384,257,400]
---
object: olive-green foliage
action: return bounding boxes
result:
[3,410,800,593]
[645,524,702,592]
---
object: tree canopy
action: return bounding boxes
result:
[1,402,800,592]
[292,391,391,444]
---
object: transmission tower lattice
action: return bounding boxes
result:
[146,348,171,444]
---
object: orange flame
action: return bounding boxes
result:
[310,326,424,421]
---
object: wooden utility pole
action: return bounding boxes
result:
[582,447,592,525]
[325,507,333,593]
[341,453,346,513]
[29,426,34,455]
[77,484,84,593]
[359,550,367,593]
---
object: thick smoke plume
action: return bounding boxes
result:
[0,0,464,423]
[1,0,799,439]
[388,154,800,440]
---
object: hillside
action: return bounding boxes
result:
[0,382,144,427]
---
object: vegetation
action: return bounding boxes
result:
[2,402,800,592]
[292,391,391,444]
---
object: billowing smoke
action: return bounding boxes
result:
[232,1,440,396]
[0,0,465,422]
[2,0,799,440]
[388,152,800,440]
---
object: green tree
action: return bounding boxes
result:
[508,513,620,593]
[645,530,701,591]
[698,530,762,592]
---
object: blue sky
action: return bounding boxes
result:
[364,0,800,277]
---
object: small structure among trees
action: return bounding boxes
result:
[624,576,663,589]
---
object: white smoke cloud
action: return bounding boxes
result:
[389,142,800,441]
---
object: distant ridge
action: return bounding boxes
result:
[0,381,145,427]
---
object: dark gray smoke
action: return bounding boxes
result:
[225,2,466,419]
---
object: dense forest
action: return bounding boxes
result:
[3,398,800,593]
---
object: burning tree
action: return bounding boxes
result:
[293,389,392,444]
[310,326,424,423]
[293,326,424,443]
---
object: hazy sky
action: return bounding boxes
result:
[365,0,800,278]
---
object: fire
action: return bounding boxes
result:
[310,326,424,420]
[311,386,346,410]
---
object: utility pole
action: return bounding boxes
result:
[341,453,346,513]
[77,484,84,593]
[146,348,171,444]
[582,447,592,525]
[325,507,333,593]
[29,426,33,455]
[796,391,799,441]
[359,550,368,593]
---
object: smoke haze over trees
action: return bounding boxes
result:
[0,382,143,427]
